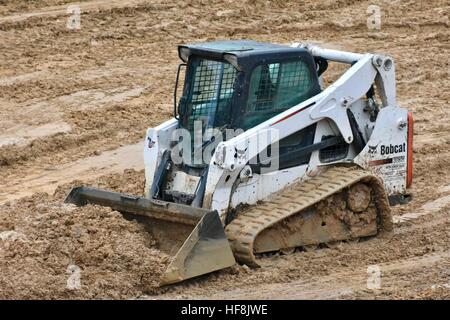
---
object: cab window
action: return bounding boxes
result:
[242,60,312,130]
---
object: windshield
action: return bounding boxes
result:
[180,57,237,133]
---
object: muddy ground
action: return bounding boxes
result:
[0,0,449,299]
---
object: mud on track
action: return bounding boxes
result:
[0,0,449,299]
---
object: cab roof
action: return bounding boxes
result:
[178,40,310,71]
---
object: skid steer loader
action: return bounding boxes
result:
[66,40,413,285]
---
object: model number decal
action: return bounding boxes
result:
[369,155,405,167]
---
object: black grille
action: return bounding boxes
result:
[319,135,349,163]
[188,60,236,131]
[252,61,311,112]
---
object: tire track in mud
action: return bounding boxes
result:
[172,251,450,300]
[0,142,143,204]
[0,85,145,148]
[0,0,148,25]
[394,192,450,224]
[154,242,450,300]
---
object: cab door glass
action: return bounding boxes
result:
[243,60,312,130]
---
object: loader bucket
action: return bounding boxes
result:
[65,187,236,285]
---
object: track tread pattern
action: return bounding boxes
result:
[225,166,392,267]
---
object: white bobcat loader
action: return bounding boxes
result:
[66,40,413,285]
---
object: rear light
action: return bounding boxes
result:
[406,112,414,188]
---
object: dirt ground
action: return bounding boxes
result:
[0,0,449,299]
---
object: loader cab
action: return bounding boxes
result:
[175,40,321,170]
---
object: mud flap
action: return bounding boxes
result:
[65,186,236,285]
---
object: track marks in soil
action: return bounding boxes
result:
[393,184,450,224]
[0,142,143,204]
[225,251,450,300]
[0,0,148,24]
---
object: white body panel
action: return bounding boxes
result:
[143,118,177,197]
[354,106,409,195]
[230,165,308,209]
